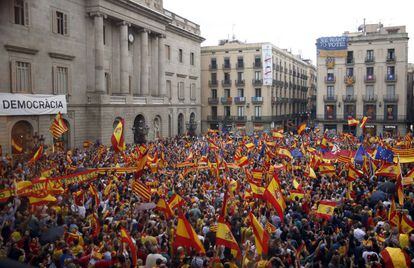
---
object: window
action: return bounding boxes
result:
[178,49,183,63]
[254,106,262,117]
[237,88,244,97]
[211,106,217,117]
[211,89,217,98]
[166,80,171,99]
[345,86,354,97]
[211,73,217,82]
[366,50,374,61]
[366,67,374,79]
[190,52,194,65]
[190,83,196,100]
[178,81,184,100]
[13,0,29,26]
[386,105,396,120]
[387,66,395,79]
[325,105,335,119]
[224,57,230,68]
[255,71,261,80]
[224,106,231,116]
[327,86,335,98]
[11,60,32,93]
[104,72,111,93]
[346,68,354,77]
[254,56,261,67]
[327,72,334,81]
[55,11,68,35]
[387,49,395,60]
[365,104,376,119]
[255,88,261,97]
[237,72,244,81]
[129,76,132,93]
[224,88,230,98]
[210,58,217,69]
[53,66,69,95]
[165,45,171,61]
[346,51,353,63]
[224,73,230,82]
[237,56,244,67]
[237,106,245,116]
[386,85,395,97]
[103,25,106,45]
[366,85,374,98]
[344,105,355,118]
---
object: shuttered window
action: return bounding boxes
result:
[10,60,32,93]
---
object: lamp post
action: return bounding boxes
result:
[186,121,198,137]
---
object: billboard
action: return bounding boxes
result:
[316,36,348,57]
[262,44,273,86]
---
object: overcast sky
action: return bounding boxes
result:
[164,0,413,64]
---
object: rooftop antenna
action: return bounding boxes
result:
[232,24,236,40]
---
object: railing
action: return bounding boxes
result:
[365,56,375,64]
[383,94,399,102]
[344,76,355,85]
[234,96,246,104]
[362,94,378,102]
[364,75,376,83]
[220,97,232,105]
[342,95,357,102]
[236,62,244,69]
[208,97,219,105]
[251,116,273,122]
[222,63,231,70]
[253,61,262,68]
[251,96,263,104]
[325,76,336,83]
[234,116,247,122]
[252,79,263,86]
[209,64,217,70]
[207,115,222,121]
[324,114,337,120]
[346,58,354,65]
[235,79,245,86]
[209,80,218,87]
[222,80,232,87]
[323,95,338,102]
[223,115,234,122]
[386,56,396,63]
[385,74,397,82]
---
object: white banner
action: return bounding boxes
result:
[262,43,273,86]
[0,93,67,116]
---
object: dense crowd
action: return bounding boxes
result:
[0,130,414,268]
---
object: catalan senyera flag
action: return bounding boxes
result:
[347,165,363,182]
[248,212,269,255]
[263,177,286,222]
[11,138,23,154]
[50,112,68,139]
[347,117,359,127]
[400,214,414,234]
[315,200,337,220]
[168,193,185,210]
[360,116,368,129]
[297,123,306,135]
[216,218,241,259]
[156,198,174,218]
[131,180,151,202]
[308,166,317,179]
[28,145,43,164]
[380,247,410,268]
[111,118,126,153]
[120,227,137,267]
[174,214,205,254]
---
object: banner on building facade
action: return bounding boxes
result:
[0,93,67,116]
[262,43,273,86]
[316,36,348,57]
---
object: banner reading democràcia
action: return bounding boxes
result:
[0,93,67,116]
[316,36,349,58]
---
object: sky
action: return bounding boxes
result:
[164,0,413,64]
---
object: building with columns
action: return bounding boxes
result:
[201,40,315,133]
[316,24,409,136]
[0,0,204,154]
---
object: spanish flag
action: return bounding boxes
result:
[50,112,68,139]
[89,184,100,207]
[245,142,254,150]
[28,145,43,164]
[11,138,23,154]
[156,198,174,218]
[403,168,414,186]
[168,193,185,210]
[347,117,359,127]
[292,178,302,190]
[290,189,305,201]
[297,122,306,135]
[388,198,399,227]
[28,194,57,206]
[263,177,286,222]
[236,156,249,168]
[375,163,401,178]
[400,214,414,234]
[265,220,277,234]
[174,214,205,254]
[111,118,125,152]
[360,116,368,129]
[315,200,337,220]
[216,218,241,258]
[380,247,410,268]
[318,163,336,176]
[120,227,137,267]
[278,148,293,160]
[248,212,269,255]
[347,165,363,182]
[249,183,265,199]
[89,213,101,238]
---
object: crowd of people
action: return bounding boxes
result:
[0,129,414,268]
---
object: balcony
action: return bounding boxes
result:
[364,75,376,83]
[209,64,217,70]
[325,76,336,84]
[346,58,354,65]
[251,116,273,122]
[207,115,221,122]
[222,79,232,87]
[234,116,247,122]
[253,61,262,68]
[385,74,397,82]
[386,56,396,64]
[383,115,406,123]
[208,97,219,105]
[365,56,375,64]
[234,96,246,104]
[344,76,355,85]
[222,63,231,70]
[323,95,337,102]
[342,95,357,102]
[252,79,263,86]
[363,94,377,102]
[251,96,264,104]
[236,62,244,69]
[223,115,234,122]
[324,114,337,120]
[209,80,218,87]
[235,79,245,86]
[383,94,399,103]
[221,97,232,105]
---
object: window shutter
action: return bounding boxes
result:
[63,13,68,35]
[23,0,29,26]
[10,61,16,93]
[52,10,57,33]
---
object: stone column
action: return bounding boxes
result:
[152,35,159,96]
[94,13,105,93]
[119,22,129,95]
[140,29,149,96]
[158,34,166,97]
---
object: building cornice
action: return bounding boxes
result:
[4,44,39,55]
[166,24,205,43]
[48,52,76,61]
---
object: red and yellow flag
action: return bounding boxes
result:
[347,117,359,127]
[248,212,269,255]
[156,198,174,218]
[297,122,306,135]
[263,177,286,222]
[168,193,185,210]
[360,116,368,129]
[265,220,277,234]
[318,163,335,176]
[174,214,205,254]
[400,214,414,234]
[216,218,241,258]
[111,118,125,152]
[50,112,68,139]
[120,227,137,267]
[28,194,56,206]
[347,165,363,182]
[278,148,293,160]
[249,182,265,199]
[290,189,305,201]
[315,200,337,220]
[28,145,43,164]
[132,180,151,202]
[11,138,23,154]
[375,163,401,178]
[380,247,410,268]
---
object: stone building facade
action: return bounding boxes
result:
[0,0,203,154]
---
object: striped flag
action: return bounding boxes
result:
[248,212,270,255]
[297,122,306,135]
[315,200,337,220]
[11,138,23,154]
[131,180,151,202]
[50,112,68,139]
[347,117,359,127]
[380,247,410,268]
[360,116,368,129]
[111,118,125,152]
[28,145,43,164]
[120,227,137,267]
[174,214,205,254]
[216,218,241,259]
